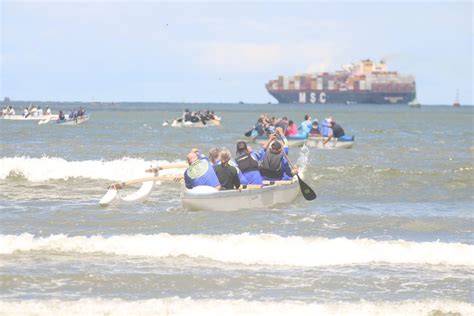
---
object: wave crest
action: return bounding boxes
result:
[0,156,185,182]
[1,233,472,267]
[0,298,471,316]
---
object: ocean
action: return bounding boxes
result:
[0,102,473,315]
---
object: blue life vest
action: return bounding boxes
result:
[184,159,220,189]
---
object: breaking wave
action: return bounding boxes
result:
[1,233,472,267]
[0,298,471,316]
[0,157,186,182]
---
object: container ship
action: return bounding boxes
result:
[266,59,416,104]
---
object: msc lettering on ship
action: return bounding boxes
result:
[299,92,327,104]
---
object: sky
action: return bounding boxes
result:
[1,1,472,104]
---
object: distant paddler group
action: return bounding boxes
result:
[1,104,90,126]
[2,104,58,123]
[245,113,354,149]
[163,109,221,127]
[99,128,316,211]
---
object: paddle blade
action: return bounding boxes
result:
[38,117,51,125]
[244,129,253,137]
[99,188,118,206]
[297,174,317,200]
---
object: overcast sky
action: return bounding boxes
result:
[1,1,472,104]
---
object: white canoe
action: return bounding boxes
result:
[248,137,307,148]
[306,136,354,149]
[57,115,90,125]
[169,119,221,128]
[2,114,58,121]
[181,178,300,211]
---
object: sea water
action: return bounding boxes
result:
[0,103,473,315]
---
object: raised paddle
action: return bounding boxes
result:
[244,128,254,137]
[282,151,317,201]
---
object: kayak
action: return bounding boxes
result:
[165,119,221,128]
[57,115,90,125]
[248,134,308,148]
[181,177,300,212]
[306,135,354,149]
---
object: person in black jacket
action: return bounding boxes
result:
[213,149,240,190]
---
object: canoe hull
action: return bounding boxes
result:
[249,137,306,148]
[182,179,300,211]
[57,115,90,125]
[170,119,220,128]
[307,136,354,149]
[2,114,58,121]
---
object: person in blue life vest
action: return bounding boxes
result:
[184,151,220,189]
[322,118,346,145]
[258,128,298,181]
[235,141,263,185]
[299,114,313,136]
[213,149,241,190]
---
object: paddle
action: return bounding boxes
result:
[244,128,254,137]
[282,151,317,201]
[38,116,52,125]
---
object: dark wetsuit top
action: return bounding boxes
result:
[332,124,345,138]
[213,164,240,190]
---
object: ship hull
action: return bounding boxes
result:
[268,90,416,105]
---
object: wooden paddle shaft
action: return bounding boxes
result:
[112,175,184,189]
[145,163,188,173]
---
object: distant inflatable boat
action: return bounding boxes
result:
[248,134,308,148]
[306,135,354,149]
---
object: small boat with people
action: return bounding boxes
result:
[166,118,221,128]
[2,105,57,122]
[56,107,89,125]
[245,113,354,149]
[306,117,354,149]
[57,114,90,125]
[163,109,221,128]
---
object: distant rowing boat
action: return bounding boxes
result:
[164,118,221,128]
[181,177,300,212]
[57,115,90,125]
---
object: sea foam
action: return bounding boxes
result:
[1,233,472,267]
[0,156,186,182]
[0,298,471,316]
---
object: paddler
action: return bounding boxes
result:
[299,114,312,135]
[258,127,298,181]
[213,149,240,190]
[184,150,220,189]
[235,141,263,185]
[322,118,346,145]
